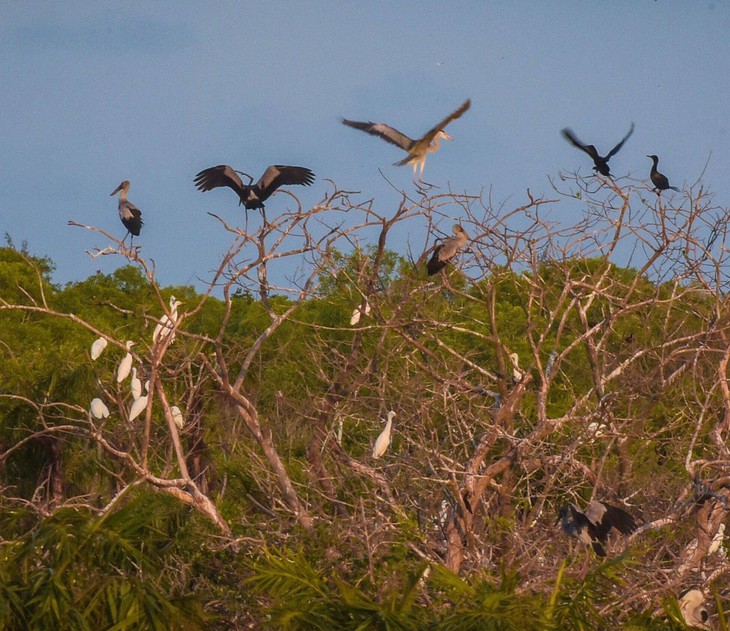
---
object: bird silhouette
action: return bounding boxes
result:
[561,123,634,177]
[194,165,315,210]
[343,99,471,179]
[647,154,680,193]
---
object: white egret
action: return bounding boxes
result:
[349,301,371,326]
[170,405,185,430]
[116,341,135,383]
[152,296,183,344]
[342,99,471,179]
[130,367,142,400]
[509,352,523,382]
[128,380,150,422]
[90,398,110,419]
[372,410,396,459]
[90,337,107,361]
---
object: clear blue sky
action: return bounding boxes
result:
[2,2,728,290]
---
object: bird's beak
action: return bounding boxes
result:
[110,184,123,196]
[442,132,453,141]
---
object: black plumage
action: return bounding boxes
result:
[110,181,143,241]
[194,164,315,210]
[557,500,636,556]
[426,224,469,275]
[561,123,634,177]
[647,154,680,193]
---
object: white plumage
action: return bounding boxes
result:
[170,405,185,430]
[90,337,107,361]
[130,367,142,400]
[128,380,150,422]
[152,296,183,344]
[349,301,371,325]
[509,352,523,382]
[372,410,396,459]
[116,341,135,383]
[90,398,110,419]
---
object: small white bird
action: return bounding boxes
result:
[509,352,523,382]
[90,337,108,361]
[349,301,371,326]
[128,380,150,422]
[372,410,396,459]
[116,341,135,383]
[152,296,183,344]
[130,367,142,400]
[90,398,110,419]
[170,405,185,430]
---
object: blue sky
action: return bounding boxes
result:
[2,2,728,290]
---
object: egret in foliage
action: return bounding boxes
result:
[349,300,371,326]
[152,296,183,344]
[557,499,637,556]
[128,380,150,422]
[194,164,315,210]
[372,410,396,459]
[342,99,471,179]
[426,224,470,275]
[130,367,142,400]
[679,590,711,630]
[90,398,110,419]
[116,341,135,383]
[647,154,680,193]
[561,123,634,177]
[110,180,143,243]
[171,405,185,430]
[509,353,523,383]
[90,337,107,361]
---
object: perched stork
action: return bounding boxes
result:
[342,99,471,179]
[561,123,634,177]
[647,154,680,194]
[372,410,396,459]
[194,164,315,210]
[110,181,143,242]
[426,224,470,275]
[679,590,711,630]
[557,499,637,556]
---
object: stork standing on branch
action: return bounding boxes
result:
[194,164,315,211]
[342,99,471,179]
[561,123,634,177]
[110,180,143,244]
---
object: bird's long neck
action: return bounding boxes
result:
[650,156,659,174]
[118,188,128,201]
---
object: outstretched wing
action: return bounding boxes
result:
[561,128,600,160]
[194,165,245,195]
[256,165,315,201]
[342,119,414,151]
[419,98,471,147]
[606,122,635,159]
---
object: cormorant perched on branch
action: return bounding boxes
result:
[426,224,470,275]
[557,500,637,556]
[561,123,634,177]
[342,99,471,179]
[647,154,680,193]
[194,164,315,210]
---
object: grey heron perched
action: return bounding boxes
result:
[110,181,143,242]
[647,154,680,193]
[194,164,315,210]
[426,224,470,275]
[557,500,637,556]
[342,99,471,179]
[561,123,634,177]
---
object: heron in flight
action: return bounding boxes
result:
[342,99,471,179]
[557,499,636,556]
[561,123,634,177]
[110,181,143,243]
[647,154,680,194]
[194,164,315,210]
[426,224,470,275]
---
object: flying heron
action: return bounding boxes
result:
[557,499,637,557]
[561,123,634,177]
[342,98,471,179]
[194,164,315,210]
[426,224,470,275]
[110,181,143,243]
[647,154,680,194]
[372,410,396,459]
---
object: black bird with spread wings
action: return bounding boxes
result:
[647,154,680,194]
[342,99,471,179]
[561,123,634,177]
[557,500,637,556]
[194,164,315,210]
